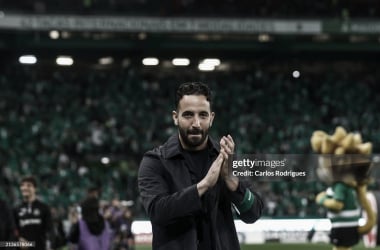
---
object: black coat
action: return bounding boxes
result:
[138,134,263,250]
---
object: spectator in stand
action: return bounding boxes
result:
[50,207,67,250]
[112,204,135,250]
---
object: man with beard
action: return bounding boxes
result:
[138,82,263,250]
[14,176,52,250]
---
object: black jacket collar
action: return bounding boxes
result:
[162,134,220,159]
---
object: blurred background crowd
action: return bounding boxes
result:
[1,60,380,220]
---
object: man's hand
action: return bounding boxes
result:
[220,135,239,191]
[197,153,224,196]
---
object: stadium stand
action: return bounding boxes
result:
[1,60,379,218]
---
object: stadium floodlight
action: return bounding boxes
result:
[19,55,37,65]
[258,34,271,42]
[99,57,114,65]
[101,157,110,165]
[198,63,215,71]
[142,57,159,66]
[56,56,74,66]
[172,58,190,66]
[49,30,59,39]
[292,70,300,78]
[202,58,221,66]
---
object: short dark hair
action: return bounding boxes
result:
[175,82,212,110]
[21,176,37,187]
[81,197,99,212]
[81,197,101,222]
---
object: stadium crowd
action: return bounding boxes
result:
[1,60,380,228]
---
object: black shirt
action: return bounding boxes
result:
[14,200,52,250]
[182,148,209,183]
[182,148,214,250]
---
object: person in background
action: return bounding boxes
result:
[87,186,102,199]
[112,205,135,250]
[13,176,52,250]
[50,207,67,250]
[69,197,113,250]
